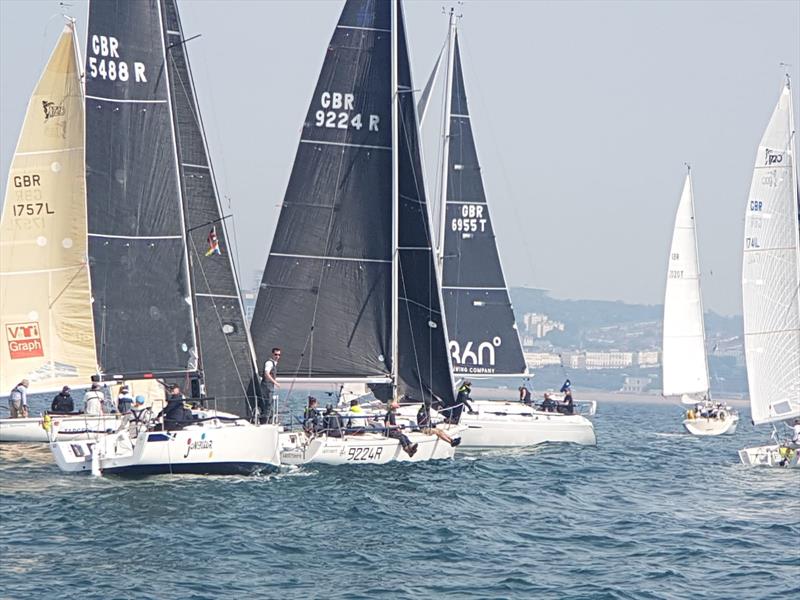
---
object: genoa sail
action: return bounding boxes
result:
[85,0,197,380]
[439,31,526,377]
[661,171,709,399]
[742,80,800,426]
[162,0,260,417]
[395,0,454,403]
[250,1,394,382]
[0,22,97,395]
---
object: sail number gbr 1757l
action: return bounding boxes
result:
[314,92,380,132]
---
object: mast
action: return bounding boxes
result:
[687,167,712,399]
[391,0,400,398]
[436,8,458,263]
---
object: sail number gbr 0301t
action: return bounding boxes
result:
[87,35,147,83]
[314,92,380,132]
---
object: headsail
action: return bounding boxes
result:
[250,0,393,383]
[438,31,526,377]
[395,0,455,403]
[742,80,800,425]
[0,22,97,395]
[85,0,197,380]
[162,0,260,416]
[662,171,710,399]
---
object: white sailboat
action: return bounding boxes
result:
[662,169,738,436]
[739,78,800,467]
[418,10,595,447]
[0,19,123,443]
[50,0,280,475]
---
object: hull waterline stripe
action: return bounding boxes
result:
[89,233,182,240]
[270,252,390,264]
[86,94,167,104]
[300,139,391,151]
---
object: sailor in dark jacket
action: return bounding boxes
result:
[322,405,344,437]
[158,385,192,430]
[50,386,74,413]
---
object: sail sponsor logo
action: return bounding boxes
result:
[761,169,780,187]
[763,149,783,166]
[314,91,380,133]
[41,101,65,120]
[6,322,44,359]
[184,433,212,459]
[88,35,147,83]
[451,204,487,233]
[450,337,501,373]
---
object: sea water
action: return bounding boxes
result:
[1,399,797,599]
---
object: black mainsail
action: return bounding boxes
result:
[86,0,196,380]
[250,0,454,405]
[85,0,259,415]
[162,0,260,416]
[437,28,526,377]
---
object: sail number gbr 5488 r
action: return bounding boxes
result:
[314,92,380,132]
[87,35,147,83]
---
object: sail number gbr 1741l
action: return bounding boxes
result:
[314,92,380,132]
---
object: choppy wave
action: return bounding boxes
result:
[1,401,798,599]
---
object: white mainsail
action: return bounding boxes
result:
[742,80,800,426]
[0,22,97,395]
[662,171,710,400]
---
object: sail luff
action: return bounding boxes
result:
[0,23,98,395]
[661,171,710,398]
[742,80,800,425]
[436,10,457,263]
[391,0,400,394]
[416,41,444,128]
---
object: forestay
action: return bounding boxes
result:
[742,80,800,425]
[439,32,526,377]
[662,172,709,398]
[0,23,97,394]
[85,0,197,380]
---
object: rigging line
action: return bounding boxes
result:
[185,214,233,233]
[47,263,86,309]
[459,29,538,288]
[186,233,250,403]
[286,17,374,390]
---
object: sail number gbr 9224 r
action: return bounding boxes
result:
[313,92,380,132]
[87,35,147,83]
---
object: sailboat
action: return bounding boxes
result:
[662,169,738,436]
[0,19,123,443]
[50,0,280,475]
[418,11,595,447]
[250,0,464,465]
[739,77,800,467]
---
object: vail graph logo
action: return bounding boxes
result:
[6,322,44,359]
[764,148,783,166]
[41,100,65,121]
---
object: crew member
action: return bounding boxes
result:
[51,386,74,413]
[519,385,532,405]
[260,347,281,424]
[385,400,417,456]
[8,379,29,418]
[83,383,105,416]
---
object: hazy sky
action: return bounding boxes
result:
[1,0,798,317]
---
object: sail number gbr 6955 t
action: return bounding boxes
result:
[314,92,380,132]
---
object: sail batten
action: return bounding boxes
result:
[662,173,710,398]
[742,81,800,426]
[438,31,526,377]
[0,23,98,394]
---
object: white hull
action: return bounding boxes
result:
[51,412,280,476]
[0,414,122,443]
[739,444,799,468]
[280,427,462,466]
[454,400,596,447]
[682,414,739,436]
